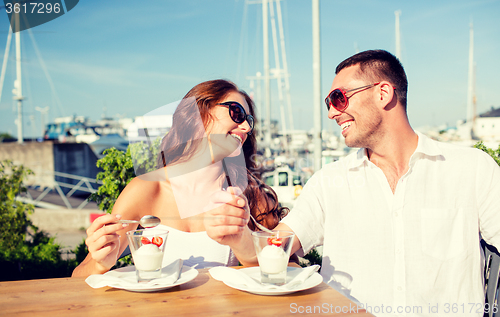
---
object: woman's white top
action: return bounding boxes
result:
[150,224,239,268]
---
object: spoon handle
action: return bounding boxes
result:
[222,159,273,233]
[250,214,274,233]
[118,220,140,224]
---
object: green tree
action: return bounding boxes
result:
[89,139,161,213]
[88,147,135,213]
[0,160,77,280]
[0,132,14,142]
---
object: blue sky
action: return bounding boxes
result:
[0,0,499,138]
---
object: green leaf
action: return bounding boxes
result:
[474,141,500,166]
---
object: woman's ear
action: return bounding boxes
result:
[204,114,214,133]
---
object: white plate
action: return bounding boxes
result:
[222,267,323,296]
[106,265,198,292]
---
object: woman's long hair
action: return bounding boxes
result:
[157,79,287,228]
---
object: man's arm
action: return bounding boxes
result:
[477,150,500,249]
[204,188,302,266]
[273,222,303,257]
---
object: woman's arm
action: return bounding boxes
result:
[71,178,158,277]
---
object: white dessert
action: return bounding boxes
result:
[132,243,163,271]
[257,245,288,274]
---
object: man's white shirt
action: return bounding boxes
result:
[282,132,500,316]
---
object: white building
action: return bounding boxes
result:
[454,107,500,148]
[473,107,500,142]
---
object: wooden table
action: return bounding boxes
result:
[0,268,372,316]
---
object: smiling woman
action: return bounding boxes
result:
[72,79,289,278]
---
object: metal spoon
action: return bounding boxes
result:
[250,214,274,233]
[221,159,273,233]
[119,215,161,228]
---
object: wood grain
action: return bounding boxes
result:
[0,268,372,316]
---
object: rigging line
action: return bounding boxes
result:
[226,0,241,76]
[275,0,294,131]
[254,3,262,78]
[236,0,249,81]
[60,0,68,13]
[22,33,35,133]
[269,0,287,138]
[26,27,65,117]
[0,26,12,105]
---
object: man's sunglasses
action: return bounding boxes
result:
[324,82,381,112]
[216,101,255,134]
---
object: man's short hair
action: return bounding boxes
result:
[336,50,408,109]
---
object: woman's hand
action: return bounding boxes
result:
[204,187,258,266]
[84,214,128,272]
[204,187,249,246]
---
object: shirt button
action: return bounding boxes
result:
[394,212,399,217]
[396,249,401,253]
[397,286,403,291]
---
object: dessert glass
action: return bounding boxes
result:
[126,229,169,283]
[251,230,295,285]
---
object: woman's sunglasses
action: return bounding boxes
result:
[216,101,255,134]
[324,82,380,112]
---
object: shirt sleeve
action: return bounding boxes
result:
[477,149,500,250]
[281,170,325,257]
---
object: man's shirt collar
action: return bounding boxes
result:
[347,131,445,170]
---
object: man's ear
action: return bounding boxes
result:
[378,81,397,110]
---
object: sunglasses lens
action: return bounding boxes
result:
[247,115,254,130]
[222,102,253,132]
[228,104,246,123]
[327,90,346,111]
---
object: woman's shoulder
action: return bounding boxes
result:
[132,167,168,183]
[113,173,164,216]
[127,174,162,190]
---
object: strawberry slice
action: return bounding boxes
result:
[141,237,151,245]
[152,236,163,247]
[267,237,282,247]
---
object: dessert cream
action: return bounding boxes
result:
[257,245,288,274]
[132,243,163,271]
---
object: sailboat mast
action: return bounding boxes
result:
[14,14,24,144]
[312,0,322,172]
[275,0,294,131]
[269,0,289,153]
[395,10,401,60]
[262,0,272,157]
[0,28,12,104]
[466,22,474,125]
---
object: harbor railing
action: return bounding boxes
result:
[19,171,102,209]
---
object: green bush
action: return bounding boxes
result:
[88,147,135,214]
[300,248,322,269]
[89,139,160,213]
[0,160,78,280]
[474,141,500,166]
[0,132,14,142]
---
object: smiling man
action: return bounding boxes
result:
[205,50,500,316]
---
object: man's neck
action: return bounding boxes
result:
[367,126,418,193]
